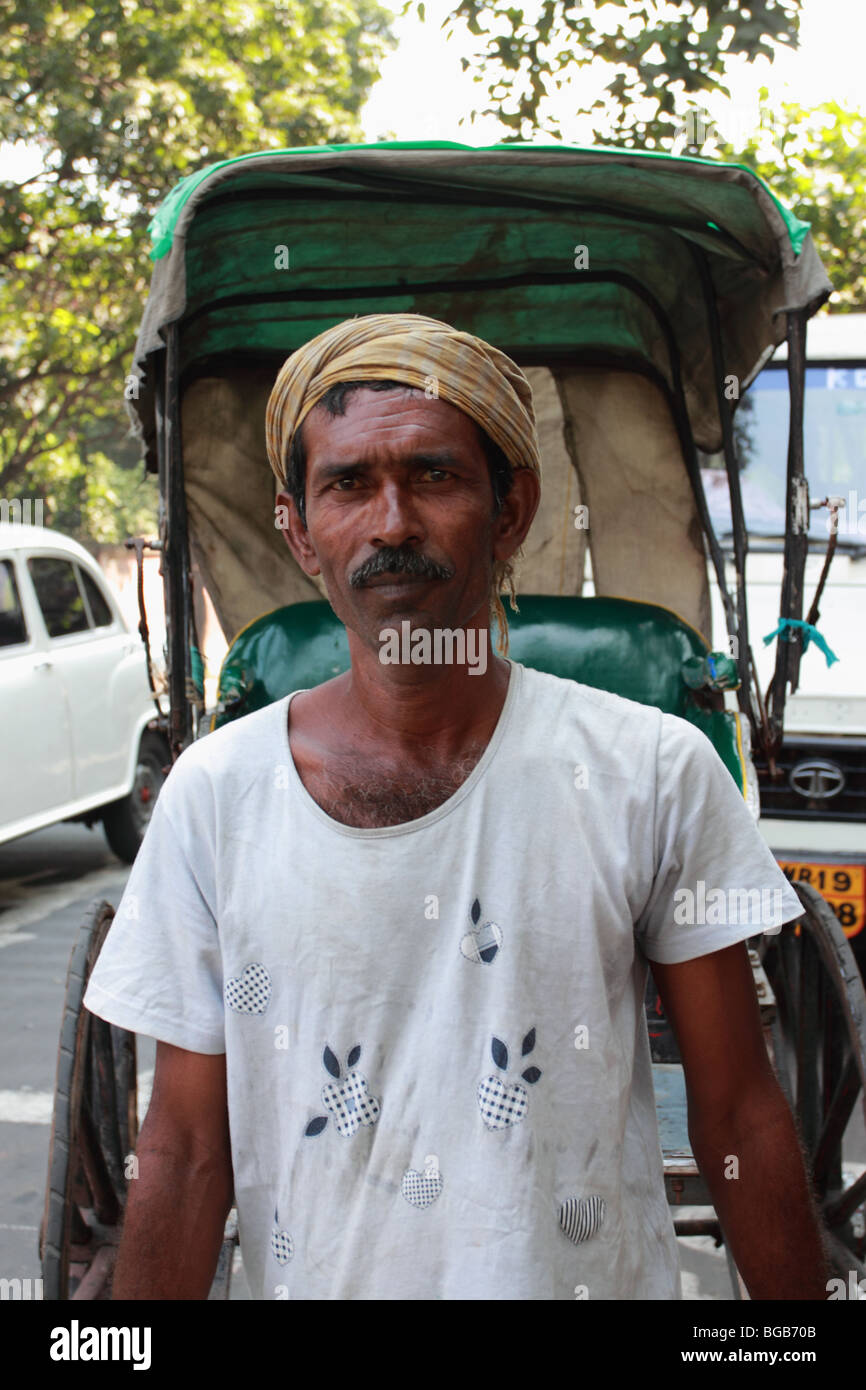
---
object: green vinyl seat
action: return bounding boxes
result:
[213,595,746,793]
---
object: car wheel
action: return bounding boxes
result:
[102,731,169,864]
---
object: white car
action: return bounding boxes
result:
[0,522,169,862]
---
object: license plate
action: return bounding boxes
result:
[779,861,866,938]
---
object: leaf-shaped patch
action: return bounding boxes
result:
[347,1044,361,1068]
[323,1045,341,1079]
[491,1036,508,1070]
[521,1027,536,1056]
[521,1066,542,1084]
[471,897,481,924]
[305,1115,328,1137]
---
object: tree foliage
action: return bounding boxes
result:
[415,0,803,144]
[718,96,866,310]
[415,1,862,308]
[1,0,395,540]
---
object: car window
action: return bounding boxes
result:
[0,559,28,648]
[28,556,89,638]
[78,566,114,628]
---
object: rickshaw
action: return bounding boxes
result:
[40,141,866,1300]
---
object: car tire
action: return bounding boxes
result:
[102,730,169,864]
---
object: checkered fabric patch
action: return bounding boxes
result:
[322,1073,381,1138]
[224,962,272,1015]
[271,1226,295,1264]
[477,1075,528,1130]
[401,1166,444,1208]
[559,1195,606,1245]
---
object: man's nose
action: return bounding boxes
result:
[369,480,426,548]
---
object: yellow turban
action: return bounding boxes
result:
[265,312,541,488]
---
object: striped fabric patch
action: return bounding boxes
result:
[559,1195,606,1245]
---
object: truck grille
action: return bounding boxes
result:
[756,736,866,822]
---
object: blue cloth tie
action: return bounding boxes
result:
[762,617,839,667]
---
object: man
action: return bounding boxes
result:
[84,312,827,1300]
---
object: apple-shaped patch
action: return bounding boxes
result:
[477,1030,541,1131]
[322,1072,381,1138]
[305,1045,381,1139]
[271,1209,294,1265]
[402,1155,443,1209]
[477,1074,528,1130]
[224,962,272,1015]
[559,1195,606,1245]
[460,896,502,964]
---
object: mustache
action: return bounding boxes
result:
[349,546,456,589]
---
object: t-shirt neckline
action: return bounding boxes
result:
[278,658,523,838]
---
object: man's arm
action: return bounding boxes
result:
[112,1041,234,1300]
[652,942,830,1300]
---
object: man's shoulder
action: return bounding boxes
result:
[514,661,664,737]
[162,697,291,799]
[512,663,725,795]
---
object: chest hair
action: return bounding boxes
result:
[306,745,489,828]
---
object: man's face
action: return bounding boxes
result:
[276,386,536,654]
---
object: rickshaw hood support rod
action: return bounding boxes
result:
[156,322,195,759]
[688,244,760,743]
[767,307,809,747]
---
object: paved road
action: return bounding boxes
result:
[2,823,861,1302]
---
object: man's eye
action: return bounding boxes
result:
[423,468,451,481]
[332,477,359,490]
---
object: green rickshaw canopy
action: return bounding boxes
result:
[127,141,831,470]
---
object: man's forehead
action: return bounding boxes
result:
[303,385,485,460]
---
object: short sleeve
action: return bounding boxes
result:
[83,747,225,1054]
[635,713,803,965]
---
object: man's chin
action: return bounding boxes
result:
[328,591,433,648]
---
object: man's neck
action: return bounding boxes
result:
[286,635,514,826]
[334,636,511,761]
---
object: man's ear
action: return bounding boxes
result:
[491,470,541,567]
[275,489,321,577]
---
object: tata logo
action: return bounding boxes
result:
[789,759,846,800]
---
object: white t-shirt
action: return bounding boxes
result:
[84,660,802,1301]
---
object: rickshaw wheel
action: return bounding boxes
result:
[40,898,136,1300]
[759,882,866,1279]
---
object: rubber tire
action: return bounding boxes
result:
[102,731,169,864]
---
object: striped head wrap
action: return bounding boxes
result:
[265,313,542,652]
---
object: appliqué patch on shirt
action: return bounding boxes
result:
[477,1074,528,1129]
[460,896,502,964]
[224,962,272,1015]
[304,1044,381,1139]
[559,1195,606,1245]
[477,1029,541,1130]
[271,1209,294,1264]
[401,1154,443,1209]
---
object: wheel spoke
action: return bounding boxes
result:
[90,1015,126,1200]
[78,1102,121,1227]
[796,929,820,1152]
[824,1166,866,1231]
[813,1052,859,1192]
